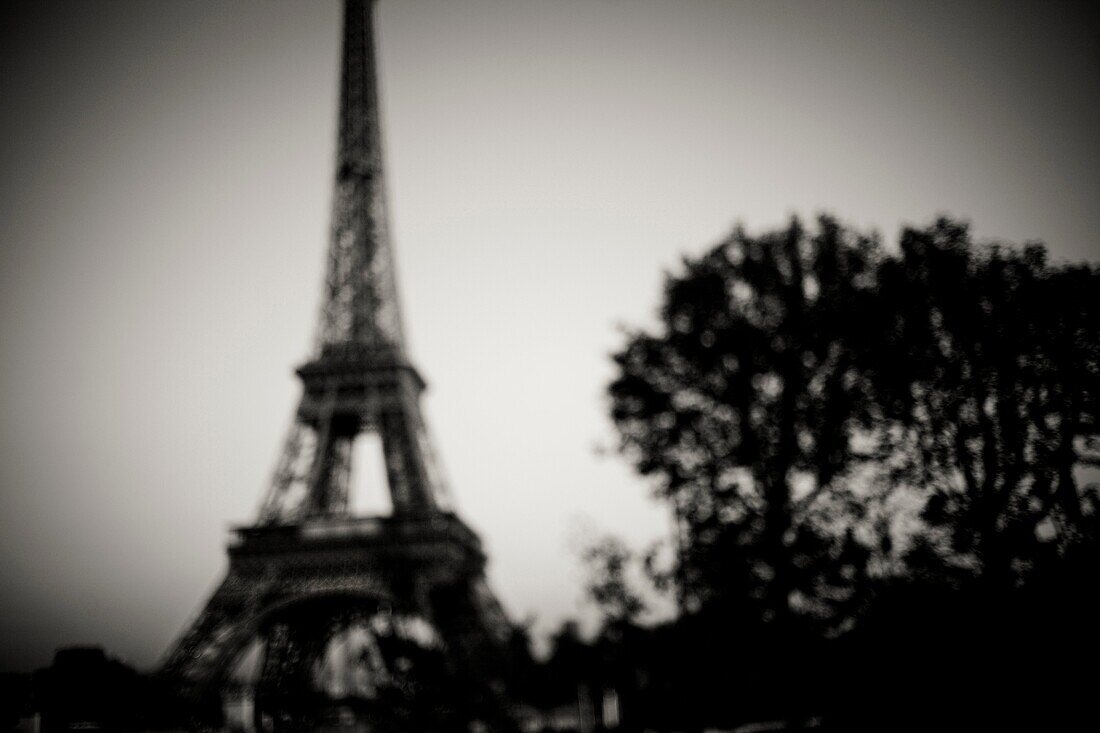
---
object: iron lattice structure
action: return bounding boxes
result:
[161,2,513,728]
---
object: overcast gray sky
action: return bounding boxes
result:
[1,0,1098,672]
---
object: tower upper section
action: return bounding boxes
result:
[316,0,407,356]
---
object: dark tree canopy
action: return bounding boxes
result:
[869,220,1100,587]
[601,217,1100,730]
[582,536,646,625]
[610,216,1099,615]
[555,214,1100,731]
[609,216,882,626]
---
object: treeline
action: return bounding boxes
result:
[523,217,1099,731]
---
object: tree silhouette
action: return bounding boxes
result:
[602,215,1100,730]
[871,220,1100,586]
[609,216,880,629]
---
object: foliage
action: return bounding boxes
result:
[609,216,881,626]
[594,214,1100,729]
[581,536,647,624]
[870,220,1100,584]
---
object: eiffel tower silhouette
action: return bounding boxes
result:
[161,1,513,728]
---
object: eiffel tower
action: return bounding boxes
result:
[162,1,513,728]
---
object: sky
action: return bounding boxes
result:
[1,0,1098,672]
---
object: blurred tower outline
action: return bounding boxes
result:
[160,0,512,726]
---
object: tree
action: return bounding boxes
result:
[582,536,647,625]
[871,220,1100,587]
[609,216,880,628]
[604,214,1100,729]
